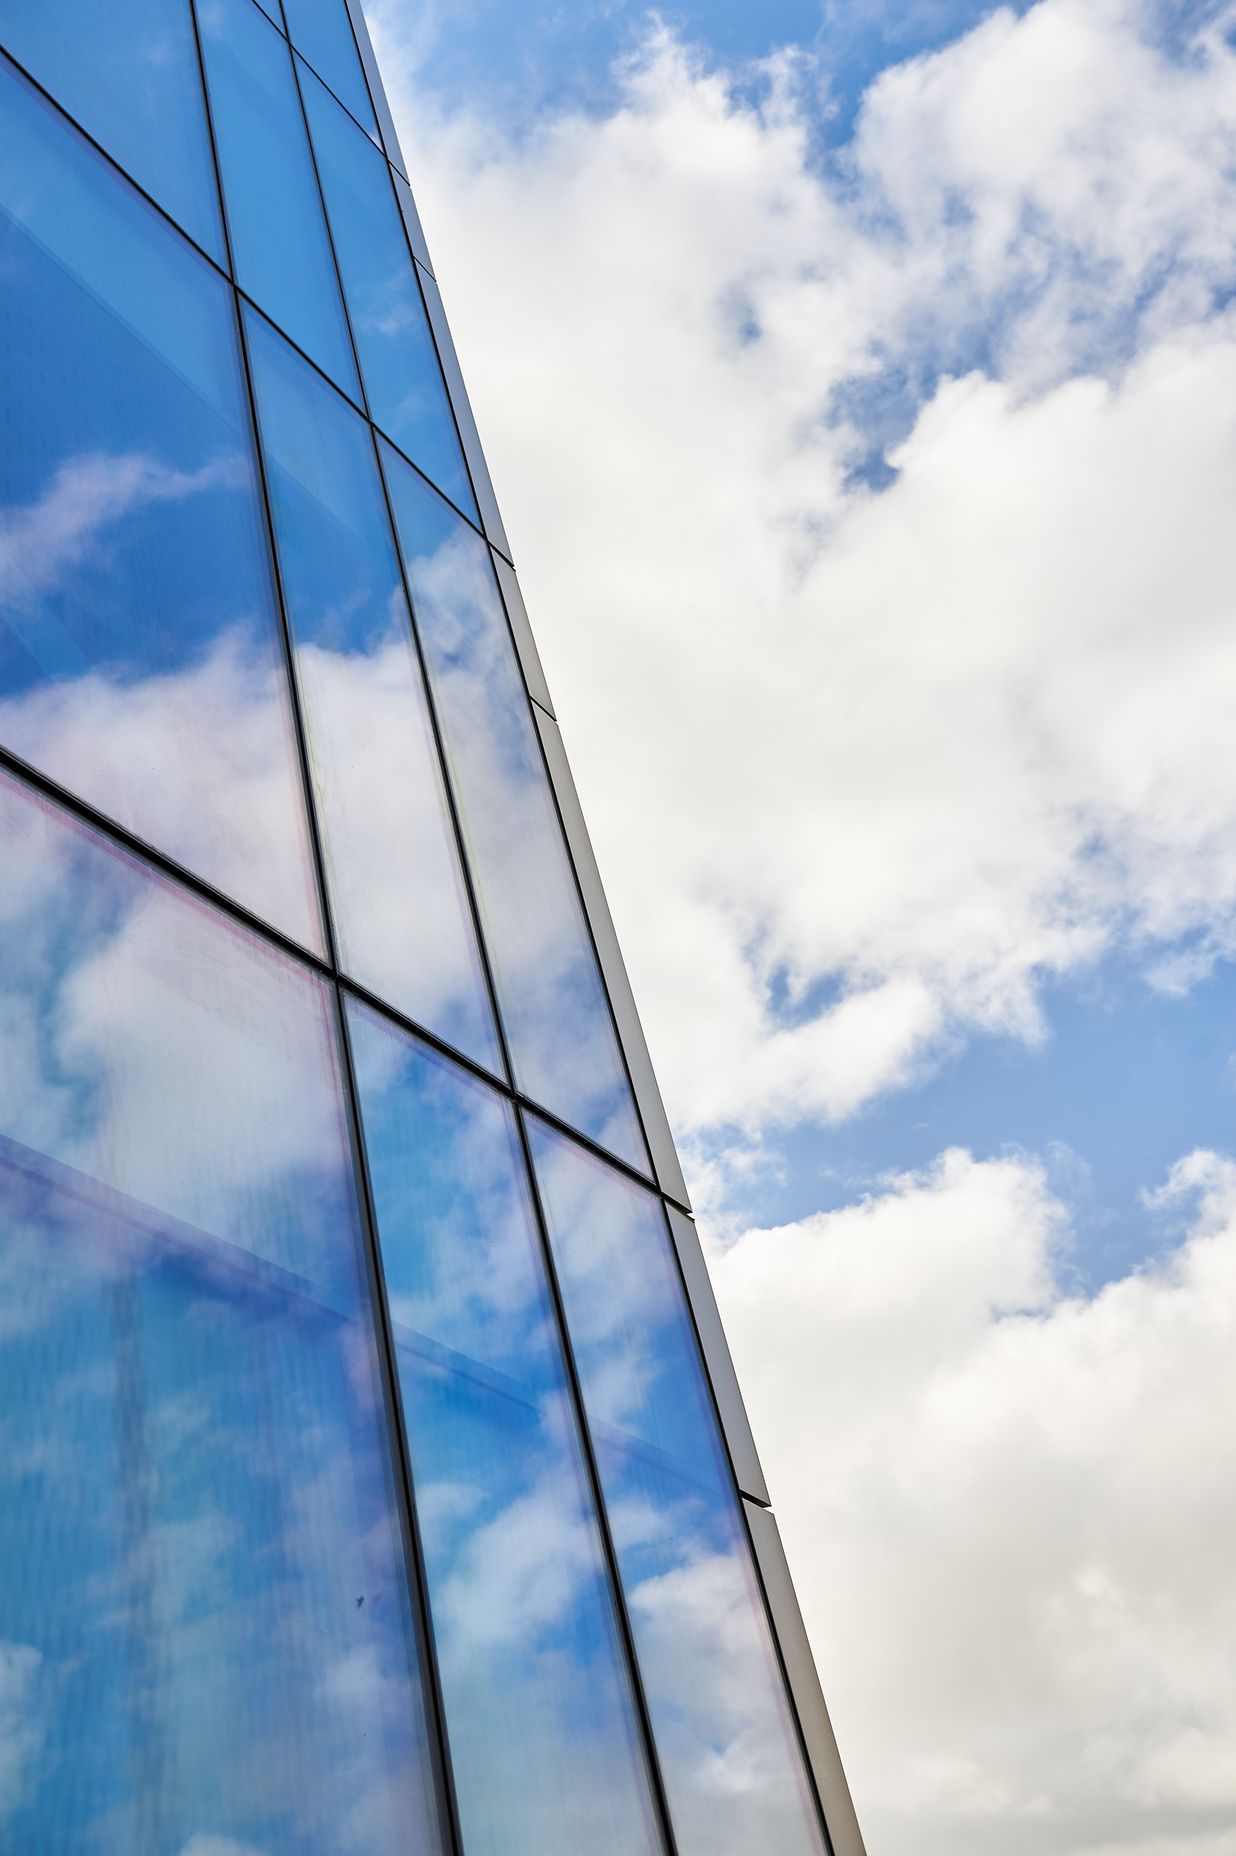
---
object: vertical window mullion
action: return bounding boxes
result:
[285,19,520,1105]
[182,9,464,1849]
[512,1102,683,1856]
[331,986,471,1856]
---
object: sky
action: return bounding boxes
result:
[369,3,1236,1852]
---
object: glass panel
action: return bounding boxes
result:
[301,69,477,518]
[0,765,446,1856]
[529,1120,826,1856]
[0,57,323,952]
[282,0,377,132]
[381,454,648,1170]
[0,3,226,262]
[246,307,501,1071]
[347,1001,663,1856]
[197,0,359,398]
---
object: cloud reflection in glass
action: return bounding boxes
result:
[347,1000,663,1856]
[0,768,444,1856]
[529,1119,826,1856]
[0,54,322,952]
[247,308,500,1072]
[381,451,649,1172]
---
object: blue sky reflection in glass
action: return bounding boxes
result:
[247,307,501,1070]
[0,54,322,950]
[530,1118,826,1856]
[349,1002,663,1856]
[382,452,649,1170]
[0,765,445,1856]
[198,0,361,398]
[302,65,478,518]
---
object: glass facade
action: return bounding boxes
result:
[0,5,841,1854]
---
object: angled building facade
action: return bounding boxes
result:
[0,2,864,1851]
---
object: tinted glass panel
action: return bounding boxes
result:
[0,58,322,951]
[302,70,476,517]
[348,1004,663,1856]
[246,309,500,1070]
[0,3,225,261]
[198,0,359,398]
[283,0,376,131]
[529,1121,826,1856]
[382,455,647,1169]
[0,767,446,1855]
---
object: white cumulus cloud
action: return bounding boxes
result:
[712,1147,1236,1856]
[372,0,1236,1138]
[372,2,1236,1851]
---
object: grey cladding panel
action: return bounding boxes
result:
[533,708,691,1208]
[492,551,555,717]
[343,0,411,185]
[393,169,433,276]
[415,260,511,559]
[667,1205,769,1505]
[745,1502,868,1856]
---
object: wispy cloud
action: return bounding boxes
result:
[0,450,245,609]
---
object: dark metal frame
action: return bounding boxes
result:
[0,7,865,1851]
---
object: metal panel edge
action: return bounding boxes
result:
[392,168,434,278]
[345,0,411,185]
[744,1501,868,1856]
[415,258,512,561]
[492,552,555,717]
[666,1204,769,1505]
[345,1,435,274]
[533,708,691,1208]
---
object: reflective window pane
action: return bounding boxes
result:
[0,2,225,262]
[529,1120,826,1856]
[0,57,322,951]
[198,0,360,398]
[382,455,648,1170]
[0,766,446,1856]
[246,308,500,1071]
[348,1002,663,1856]
[302,69,477,518]
[283,0,377,133]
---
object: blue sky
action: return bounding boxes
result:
[376,2,1236,1850]
[390,0,1236,1287]
[399,0,1007,138]
[767,956,1236,1286]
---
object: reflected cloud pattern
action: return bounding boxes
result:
[246,308,500,1070]
[0,53,322,951]
[0,769,445,1854]
[382,452,649,1171]
[348,1003,663,1856]
[0,7,827,1849]
[529,1120,826,1856]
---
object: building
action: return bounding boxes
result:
[0,3,864,1852]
